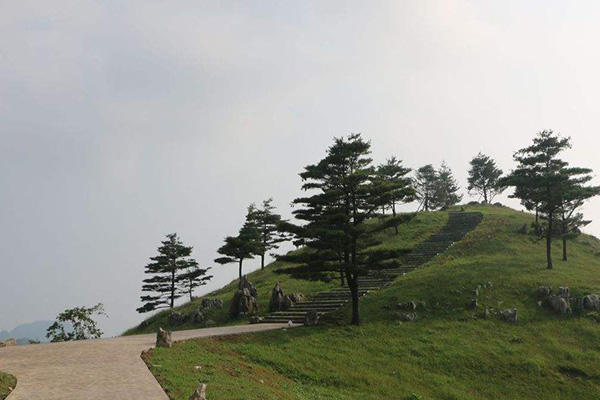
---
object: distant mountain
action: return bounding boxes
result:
[0,320,54,344]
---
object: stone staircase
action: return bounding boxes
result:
[262,212,483,324]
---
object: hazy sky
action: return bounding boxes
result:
[2,1,600,336]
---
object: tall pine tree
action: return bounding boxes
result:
[467,153,505,204]
[179,265,212,301]
[214,205,262,285]
[281,134,412,325]
[415,164,438,211]
[376,157,415,234]
[249,198,290,269]
[434,162,463,210]
[137,233,197,313]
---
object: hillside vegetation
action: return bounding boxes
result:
[125,212,448,335]
[145,205,600,400]
[0,371,16,399]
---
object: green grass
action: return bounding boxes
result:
[144,204,600,399]
[0,371,16,399]
[125,211,448,335]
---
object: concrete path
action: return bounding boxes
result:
[0,323,288,400]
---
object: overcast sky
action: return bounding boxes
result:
[2,1,600,336]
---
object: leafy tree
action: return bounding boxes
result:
[434,162,463,209]
[179,265,212,301]
[501,130,597,269]
[137,233,197,313]
[415,164,438,211]
[376,157,415,234]
[214,206,262,285]
[281,134,412,325]
[46,303,106,342]
[467,153,505,203]
[249,198,290,269]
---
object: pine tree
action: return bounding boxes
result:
[249,198,290,269]
[137,233,197,313]
[415,164,438,211]
[467,153,505,204]
[376,157,415,234]
[281,134,412,325]
[179,265,212,301]
[433,162,462,210]
[557,169,600,261]
[214,206,262,285]
[502,131,574,269]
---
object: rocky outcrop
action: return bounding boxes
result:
[189,383,207,400]
[501,309,518,323]
[548,295,571,314]
[156,328,172,348]
[190,307,205,324]
[537,286,552,297]
[201,298,224,310]
[396,313,418,322]
[398,301,417,311]
[168,311,187,326]
[229,276,259,318]
[269,282,287,312]
[304,310,319,326]
[583,294,600,311]
[249,315,264,324]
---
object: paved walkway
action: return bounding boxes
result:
[0,323,288,400]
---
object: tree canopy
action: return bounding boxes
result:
[467,153,505,203]
[46,303,107,342]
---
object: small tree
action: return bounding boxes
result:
[433,162,462,209]
[180,265,212,301]
[46,303,107,342]
[137,233,197,313]
[467,153,505,203]
[376,157,415,234]
[215,206,262,285]
[502,130,577,269]
[250,198,290,269]
[415,164,438,211]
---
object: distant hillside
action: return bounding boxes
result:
[0,320,53,344]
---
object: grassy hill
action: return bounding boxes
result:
[143,204,600,400]
[0,371,16,400]
[125,211,449,335]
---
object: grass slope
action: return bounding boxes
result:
[0,371,16,399]
[145,205,600,400]
[125,212,448,335]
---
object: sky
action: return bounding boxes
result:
[2,1,600,336]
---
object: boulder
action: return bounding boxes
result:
[583,294,600,311]
[268,282,287,312]
[398,301,417,311]
[549,295,571,314]
[288,293,304,303]
[168,311,187,326]
[156,328,172,348]
[229,277,259,318]
[396,313,418,322]
[189,383,207,400]
[537,286,552,297]
[304,310,319,326]
[201,298,224,310]
[0,338,16,348]
[190,307,205,324]
[557,287,570,298]
[249,315,264,324]
[501,309,518,323]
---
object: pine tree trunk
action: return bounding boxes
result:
[349,274,360,325]
[546,214,553,270]
[340,267,345,287]
[563,237,568,261]
[238,259,243,286]
[171,270,175,308]
[261,253,265,270]
[392,204,399,235]
[483,189,488,204]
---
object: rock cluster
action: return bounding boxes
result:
[501,309,518,323]
[398,300,426,311]
[156,327,172,348]
[249,315,264,324]
[396,312,418,322]
[189,383,207,400]
[269,282,303,312]
[537,285,600,315]
[229,276,259,318]
[201,298,224,310]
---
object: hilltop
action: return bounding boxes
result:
[142,204,600,399]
